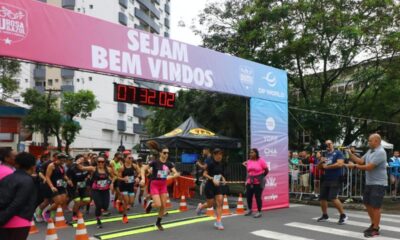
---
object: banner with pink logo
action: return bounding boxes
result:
[250,98,289,210]
[0,0,287,102]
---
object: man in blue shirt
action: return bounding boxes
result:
[316,140,347,225]
[348,133,388,238]
[388,150,400,200]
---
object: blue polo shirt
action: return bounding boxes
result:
[323,150,344,181]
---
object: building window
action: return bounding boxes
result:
[25,79,28,83]
[55,79,59,83]
[89,77,93,81]
[89,4,93,9]
[48,79,53,86]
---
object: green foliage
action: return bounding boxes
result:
[0,59,21,99]
[196,0,400,148]
[145,90,247,142]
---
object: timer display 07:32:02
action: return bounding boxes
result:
[113,83,176,108]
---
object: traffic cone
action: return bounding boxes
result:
[165,193,172,209]
[236,194,245,215]
[45,219,59,240]
[179,195,188,212]
[206,207,214,217]
[54,206,68,229]
[29,220,39,234]
[222,195,232,216]
[75,212,89,240]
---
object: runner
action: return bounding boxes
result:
[195,148,227,230]
[45,153,73,220]
[67,154,91,221]
[77,156,114,228]
[110,152,123,210]
[118,154,141,223]
[140,141,180,231]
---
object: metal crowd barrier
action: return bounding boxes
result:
[289,164,400,201]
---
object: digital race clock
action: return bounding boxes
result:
[113,83,175,108]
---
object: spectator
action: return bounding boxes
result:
[0,152,38,240]
[0,148,17,179]
[348,134,388,237]
[388,150,400,201]
[289,152,300,192]
[316,140,347,225]
[310,151,322,199]
[299,151,310,193]
[202,148,213,165]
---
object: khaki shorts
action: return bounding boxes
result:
[300,173,310,187]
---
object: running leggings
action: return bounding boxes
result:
[92,190,110,217]
[0,227,30,240]
[246,184,263,212]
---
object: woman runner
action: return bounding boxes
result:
[110,152,123,210]
[195,148,227,230]
[77,156,114,228]
[140,141,180,230]
[118,154,141,223]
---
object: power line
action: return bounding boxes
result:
[289,106,400,126]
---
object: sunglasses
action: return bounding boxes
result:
[98,161,105,163]
[128,157,133,159]
[162,152,169,155]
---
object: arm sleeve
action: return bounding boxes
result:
[335,151,344,161]
[0,178,34,226]
[260,159,268,170]
[371,151,386,166]
[168,162,175,170]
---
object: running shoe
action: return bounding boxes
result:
[253,212,262,218]
[338,214,348,225]
[122,215,129,224]
[195,203,204,216]
[155,222,164,231]
[317,214,329,222]
[244,210,252,216]
[102,211,111,217]
[163,212,169,217]
[145,200,153,214]
[72,215,78,222]
[363,224,374,234]
[34,212,44,223]
[364,228,380,238]
[214,222,224,230]
[42,210,50,222]
[97,219,103,229]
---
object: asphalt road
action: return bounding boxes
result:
[28,202,400,240]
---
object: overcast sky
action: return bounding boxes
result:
[170,0,211,46]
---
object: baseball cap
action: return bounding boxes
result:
[213,148,223,154]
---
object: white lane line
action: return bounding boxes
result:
[286,222,399,240]
[251,230,314,240]
[339,213,400,223]
[290,204,306,208]
[312,218,400,233]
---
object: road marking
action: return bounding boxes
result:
[96,216,214,239]
[338,213,400,223]
[286,222,399,240]
[251,230,314,240]
[312,218,400,233]
[289,204,305,208]
[73,210,180,227]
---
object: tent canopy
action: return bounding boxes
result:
[143,117,242,149]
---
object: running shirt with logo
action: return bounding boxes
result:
[206,159,225,182]
[92,168,111,191]
[323,150,344,181]
[67,164,89,189]
[111,160,122,173]
[149,161,174,180]
[51,165,67,189]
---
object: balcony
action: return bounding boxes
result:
[133,123,147,134]
[119,0,128,9]
[134,24,146,31]
[117,120,127,132]
[61,69,74,79]
[154,0,160,4]
[165,3,170,14]
[34,67,46,80]
[137,0,160,19]
[164,32,169,38]
[164,18,170,28]
[37,0,47,2]
[62,0,75,10]
[135,8,160,34]
[61,85,74,92]
[35,86,45,93]
[117,102,126,113]
[133,107,151,119]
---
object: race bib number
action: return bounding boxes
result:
[56,179,66,188]
[97,180,109,188]
[213,175,222,182]
[157,170,168,179]
[127,176,135,183]
[77,181,86,188]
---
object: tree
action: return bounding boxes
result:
[22,89,62,149]
[145,90,247,142]
[61,90,98,152]
[0,59,21,99]
[195,0,400,147]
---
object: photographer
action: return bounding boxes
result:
[316,140,347,225]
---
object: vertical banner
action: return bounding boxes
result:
[250,98,289,210]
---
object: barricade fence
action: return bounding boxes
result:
[289,164,400,200]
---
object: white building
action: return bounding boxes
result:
[7,0,171,153]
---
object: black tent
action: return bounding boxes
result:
[143,117,241,149]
